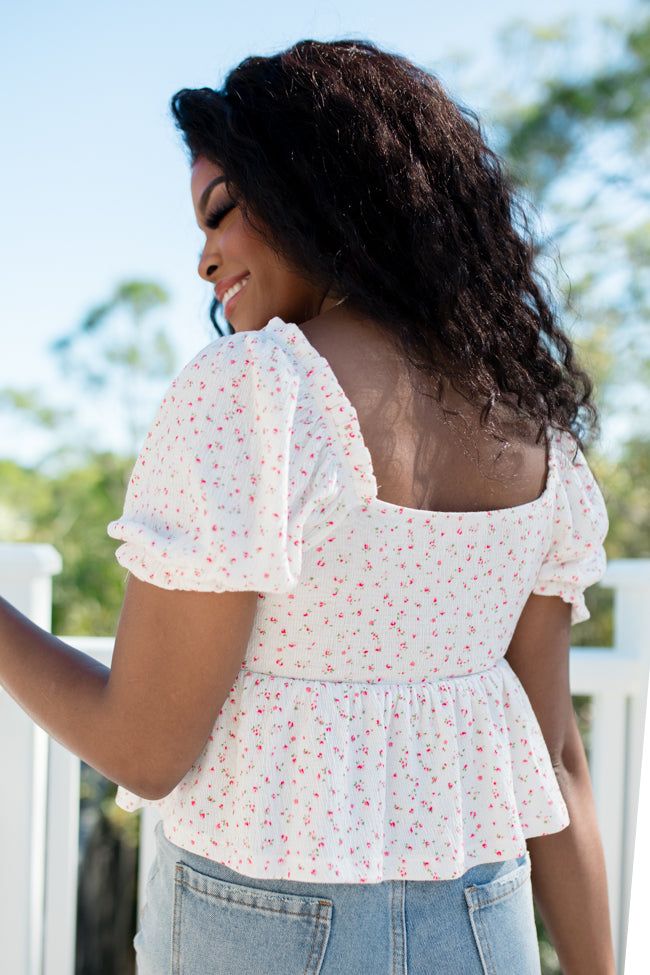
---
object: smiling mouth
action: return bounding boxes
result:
[222,274,250,314]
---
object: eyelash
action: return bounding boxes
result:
[205,201,236,229]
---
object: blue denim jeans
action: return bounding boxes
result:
[135,818,541,974]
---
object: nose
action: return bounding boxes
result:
[197,247,219,283]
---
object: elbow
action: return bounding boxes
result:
[117,758,178,802]
[550,745,590,792]
[140,765,187,802]
[136,780,170,802]
[550,756,571,793]
[558,717,591,781]
[136,771,175,802]
[116,729,198,800]
[116,768,169,802]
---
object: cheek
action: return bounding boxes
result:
[227,217,266,262]
[228,214,302,296]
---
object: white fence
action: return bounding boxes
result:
[0,543,649,975]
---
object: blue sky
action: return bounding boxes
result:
[1,0,637,466]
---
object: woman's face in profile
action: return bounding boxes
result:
[191,155,326,332]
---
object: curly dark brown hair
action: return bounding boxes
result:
[169,38,600,457]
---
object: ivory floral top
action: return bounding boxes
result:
[107,316,609,884]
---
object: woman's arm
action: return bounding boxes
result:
[527,718,617,975]
[0,575,258,801]
[0,594,143,791]
[505,593,617,974]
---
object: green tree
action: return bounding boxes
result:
[48,280,178,456]
[0,279,179,469]
[483,7,649,447]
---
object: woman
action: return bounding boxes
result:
[0,38,615,974]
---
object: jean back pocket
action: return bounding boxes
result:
[172,860,333,975]
[463,855,541,975]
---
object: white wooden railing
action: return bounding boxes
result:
[0,543,648,975]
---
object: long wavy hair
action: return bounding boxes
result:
[169,38,600,457]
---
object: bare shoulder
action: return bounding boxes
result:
[298,312,549,511]
[300,312,398,362]
[299,312,404,398]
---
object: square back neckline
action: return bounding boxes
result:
[263,316,557,518]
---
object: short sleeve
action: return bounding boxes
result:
[106,330,336,593]
[531,430,609,624]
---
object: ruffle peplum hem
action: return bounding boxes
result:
[115,657,569,883]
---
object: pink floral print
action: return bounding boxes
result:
[107,316,609,883]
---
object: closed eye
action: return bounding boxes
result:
[205,201,236,229]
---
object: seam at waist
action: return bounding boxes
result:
[241,658,507,688]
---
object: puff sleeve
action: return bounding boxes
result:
[106,330,331,593]
[531,430,609,624]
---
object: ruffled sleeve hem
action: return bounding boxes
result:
[109,532,301,593]
[531,428,609,625]
[530,578,594,626]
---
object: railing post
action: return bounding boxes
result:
[589,682,627,972]
[605,559,650,975]
[0,543,63,975]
